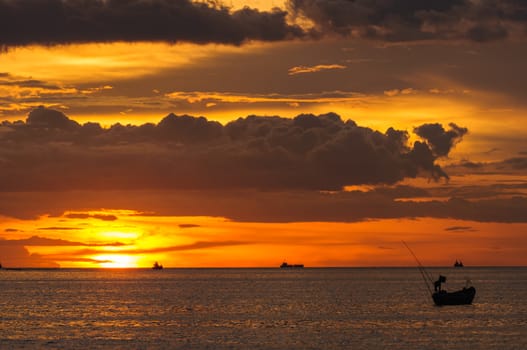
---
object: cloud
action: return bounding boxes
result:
[288,64,347,75]
[384,88,417,97]
[445,226,476,232]
[446,156,527,176]
[503,157,527,170]
[288,0,527,42]
[0,73,115,116]
[0,0,305,49]
[0,73,112,96]
[3,0,522,50]
[37,227,77,231]
[164,90,365,105]
[2,187,526,224]
[179,224,201,229]
[0,234,126,266]
[0,107,464,191]
[133,240,250,254]
[0,244,59,268]
[0,235,125,247]
[414,123,468,157]
[62,240,250,256]
[64,213,118,221]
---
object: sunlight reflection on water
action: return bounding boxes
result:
[0,268,526,349]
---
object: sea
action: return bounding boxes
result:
[0,267,526,349]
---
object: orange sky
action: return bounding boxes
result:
[1,0,526,267]
[2,210,526,268]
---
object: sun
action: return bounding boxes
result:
[96,254,139,268]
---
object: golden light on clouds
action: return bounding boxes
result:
[288,64,347,75]
[1,1,526,270]
[0,42,245,83]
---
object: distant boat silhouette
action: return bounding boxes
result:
[152,261,163,270]
[280,262,304,268]
[403,241,476,306]
[454,260,464,267]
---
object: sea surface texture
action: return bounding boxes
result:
[0,267,525,349]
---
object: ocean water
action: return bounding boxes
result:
[0,267,526,349]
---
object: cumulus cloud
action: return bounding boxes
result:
[26,107,80,129]
[288,0,527,42]
[0,0,305,49]
[0,107,465,191]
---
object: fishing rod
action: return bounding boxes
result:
[402,241,433,295]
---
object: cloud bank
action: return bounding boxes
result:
[0,0,304,49]
[1,188,526,224]
[0,107,466,191]
[289,0,527,42]
[1,0,526,49]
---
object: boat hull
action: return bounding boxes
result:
[280,262,304,268]
[432,287,476,306]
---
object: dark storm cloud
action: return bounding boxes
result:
[288,0,527,42]
[0,107,465,191]
[0,0,304,49]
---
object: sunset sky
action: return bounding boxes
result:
[1,0,526,268]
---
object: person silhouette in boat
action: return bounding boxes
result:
[434,275,447,292]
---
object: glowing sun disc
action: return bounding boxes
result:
[96,254,138,268]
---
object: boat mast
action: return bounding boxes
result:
[402,241,434,295]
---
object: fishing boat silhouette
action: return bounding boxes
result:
[403,241,476,306]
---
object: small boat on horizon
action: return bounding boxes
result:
[280,262,304,268]
[152,261,163,270]
[454,260,464,267]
